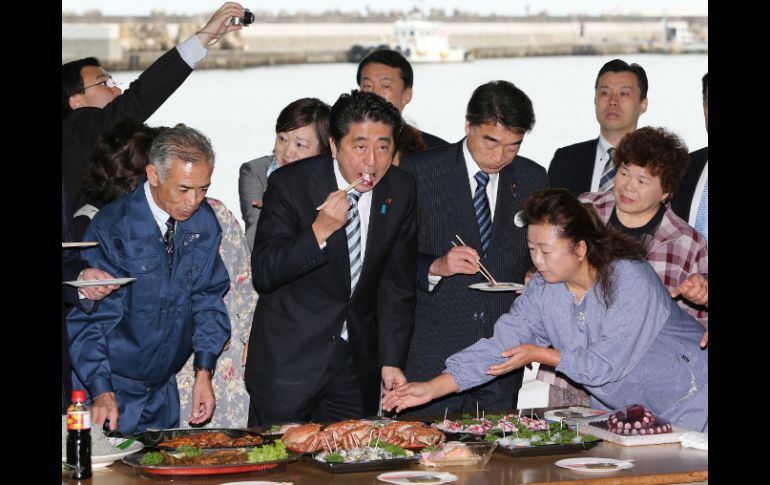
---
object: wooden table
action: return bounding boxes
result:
[81,441,707,484]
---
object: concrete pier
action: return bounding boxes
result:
[62,17,707,71]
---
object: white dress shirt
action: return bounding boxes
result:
[463,139,499,220]
[688,161,708,228]
[144,180,173,235]
[333,160,372,261]
[590,135,615,192]
[331,161,373,341]
[428,140,498,290]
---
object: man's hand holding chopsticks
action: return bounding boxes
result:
[312,190,352,244]
[429,245,480,277]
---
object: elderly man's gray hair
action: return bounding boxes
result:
[149,124,215,181]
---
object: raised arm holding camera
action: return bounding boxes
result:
[62,2,252,211]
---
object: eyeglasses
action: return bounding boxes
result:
[83,76,121,90]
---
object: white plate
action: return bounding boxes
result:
[63,437,144,469]
[220,482,294,485]
[62,241,99,248]
[63,277,136,288]
[555,457,633,473]
[468,282,524,292]
[544,407,609,422]
[377,471,458,484]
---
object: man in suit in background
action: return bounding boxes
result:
[548,59,648,196]
[62,2,248,210]
[245,90,417,425]
[357,49,448,151]
[398,81,548,416]
[672,72,708,245]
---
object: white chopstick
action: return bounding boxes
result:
[452,236,498,285]
[316,176,365,210]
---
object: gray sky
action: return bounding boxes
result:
[62,0,708,17]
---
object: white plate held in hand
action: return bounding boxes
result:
[62,241,99,248]
[555,457,633,473]
[63,277,136,288]
[468,282,524,292]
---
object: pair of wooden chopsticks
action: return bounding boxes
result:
[452,234,498,285]
[315,176,364,211]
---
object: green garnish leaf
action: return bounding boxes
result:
[324,452,344,463]
[177,446,202,457]
[368,439,407,457]
[247,440,288,463]
[140,451,164,465]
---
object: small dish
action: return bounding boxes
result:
[63,277,136,288]
[377,471,458,484]
[62,241,99,248]
[418,442,496,469]
[62,437,144,469]
[555,457,633,473]
[468,282,524,292]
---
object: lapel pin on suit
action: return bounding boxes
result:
[510,182,518,196]
[380,197,392,215]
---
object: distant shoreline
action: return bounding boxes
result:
[100,43,706,72]
[63,16,707,71]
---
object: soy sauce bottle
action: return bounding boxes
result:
[66,390,92,479]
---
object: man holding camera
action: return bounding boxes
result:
[62,2,251,211]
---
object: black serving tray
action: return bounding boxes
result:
[442,431,602,458]
[494,438,602,458]
[303,454,419,474]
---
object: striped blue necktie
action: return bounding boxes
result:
[163,217,176,268]
[473,171,492,256]
[341,191,362,341]
[599,147,616,192]
[693,178,708,245]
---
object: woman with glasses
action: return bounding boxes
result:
[238,97,331,251]
[383,188,708,432]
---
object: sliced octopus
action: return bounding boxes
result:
[607,404,672,436]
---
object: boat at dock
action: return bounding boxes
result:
[347,15,472,63]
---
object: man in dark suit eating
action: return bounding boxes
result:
[245,90,417,425]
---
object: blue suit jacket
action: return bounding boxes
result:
[67,184,230,434]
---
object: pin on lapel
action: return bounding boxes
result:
[380,197,393,215]
[510,182,518,196]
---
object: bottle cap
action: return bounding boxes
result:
[71,390,87,403]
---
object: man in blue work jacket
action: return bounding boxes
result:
[67,124,231,435]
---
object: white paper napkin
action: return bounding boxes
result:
[679,431,708,450]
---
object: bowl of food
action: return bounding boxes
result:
[418,441,497,469]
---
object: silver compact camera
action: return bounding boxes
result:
[231,9,255,26]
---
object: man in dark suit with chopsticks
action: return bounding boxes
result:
[245,90,417,425]
[398,81,547,416]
